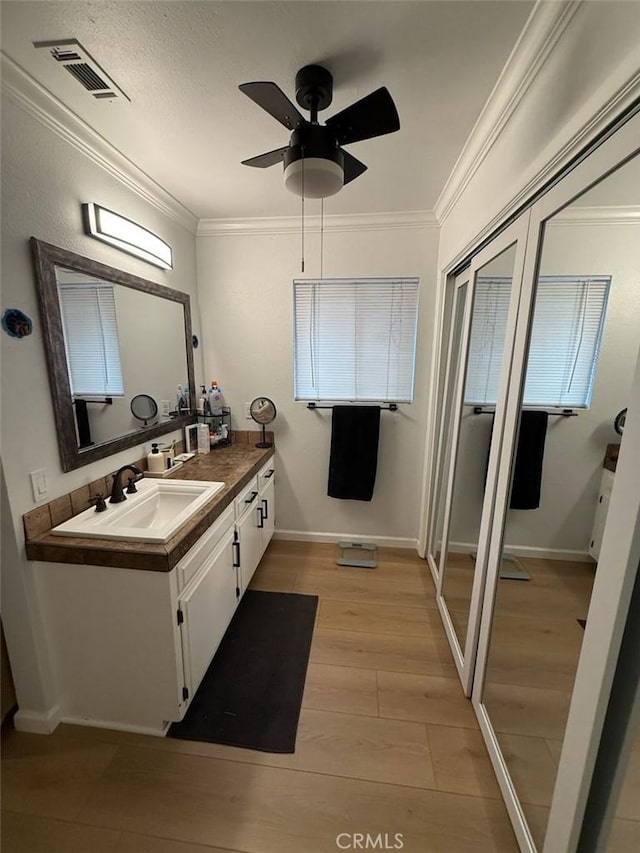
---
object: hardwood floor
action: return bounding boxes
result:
[2,540,518,853]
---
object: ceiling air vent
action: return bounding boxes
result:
[33,39,130,102]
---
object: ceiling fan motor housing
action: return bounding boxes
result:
[295,65,334,113]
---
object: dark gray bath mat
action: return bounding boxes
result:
[168,590,318,753]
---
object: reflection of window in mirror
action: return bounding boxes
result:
[465,275,610,409]
[58,279,125,398]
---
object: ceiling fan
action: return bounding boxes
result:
[239,65,400,199]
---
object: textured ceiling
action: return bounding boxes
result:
[2,1,534,220]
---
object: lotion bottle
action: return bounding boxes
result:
[147,443,165,474]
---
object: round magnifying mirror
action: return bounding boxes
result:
[250,397,276,448]
[614,408,627,435]
[131,394,158,427]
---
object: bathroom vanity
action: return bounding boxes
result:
[24,445,275,735]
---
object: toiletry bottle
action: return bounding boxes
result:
[147,443,165,474]
[209,380,224,416]
[176,385,185,412]
[197,385,207,415]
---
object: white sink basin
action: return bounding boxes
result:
[52,479,225,543]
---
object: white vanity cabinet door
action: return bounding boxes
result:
[236,500,262,595]
[258,476,275,559]
[590,468,615,561]
[178,527,238,701]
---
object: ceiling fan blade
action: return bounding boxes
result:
[342,150,368,185]
[326,87,400,145]
[239,81,305,130]
[241,146,289,168]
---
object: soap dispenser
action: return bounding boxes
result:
[147,443,165,474]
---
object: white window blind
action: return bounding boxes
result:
[464,276,610,408]
[464,278,512,407]
[58,283,125,397]
[294,278,419,402]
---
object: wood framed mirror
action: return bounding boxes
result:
[31,238,196,472]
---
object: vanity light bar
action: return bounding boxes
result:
[82,203,173,270]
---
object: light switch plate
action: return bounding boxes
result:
[30,468,48,502]
[245,402,252,420]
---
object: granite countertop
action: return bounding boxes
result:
[25,444,274,572]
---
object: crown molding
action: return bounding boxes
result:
[434,0,581,224]
[550,205,640,226]
[197,209,438,237]
[1,52,198,234]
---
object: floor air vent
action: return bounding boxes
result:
[33,39,130,102]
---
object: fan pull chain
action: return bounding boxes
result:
[301,154,305,273]
[320,197,324,279]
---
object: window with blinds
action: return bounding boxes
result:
[293,278,419,402]
[58,283,125,397]
[464,275,610,408]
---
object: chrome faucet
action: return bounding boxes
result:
[110,464,144,504]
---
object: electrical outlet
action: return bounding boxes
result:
[245,402,252,420]
[30,468,48,502]
[160,400,170,417]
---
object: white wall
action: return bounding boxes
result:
[197,222,439,545]
[1,95,201,725]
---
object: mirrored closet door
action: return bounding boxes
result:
[472,114,640,852]
[433,219,529,691]
[427,269,469,578]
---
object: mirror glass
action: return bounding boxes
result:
[55,265,189,448]
[605,699,640,850]
[429,272,469,570]
[441,243,517,653]
[481,151,640,849]
[32,239,195,472]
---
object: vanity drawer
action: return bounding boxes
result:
[177,504,234,592]
[235,477,259,519]
[257,460,276,493]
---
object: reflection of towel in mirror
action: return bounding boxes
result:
[510,410,548,509]
[328,406,381,501]
[485,410,549,509]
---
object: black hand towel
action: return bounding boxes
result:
[510,410,548,510]
[328,406,381,501]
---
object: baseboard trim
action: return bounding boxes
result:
[13,704,61,734]
[449,540,593,562]
[274,529,418,551]
[59,715,169,737]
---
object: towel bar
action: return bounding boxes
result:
[307,402,398,411]
[472,406,577,418]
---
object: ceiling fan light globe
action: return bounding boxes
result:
[284,158,343,198]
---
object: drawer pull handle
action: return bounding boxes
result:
[264,469,274,479]
[244,491,258,504]
[262,498,268,520]
[257,506,264,529]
